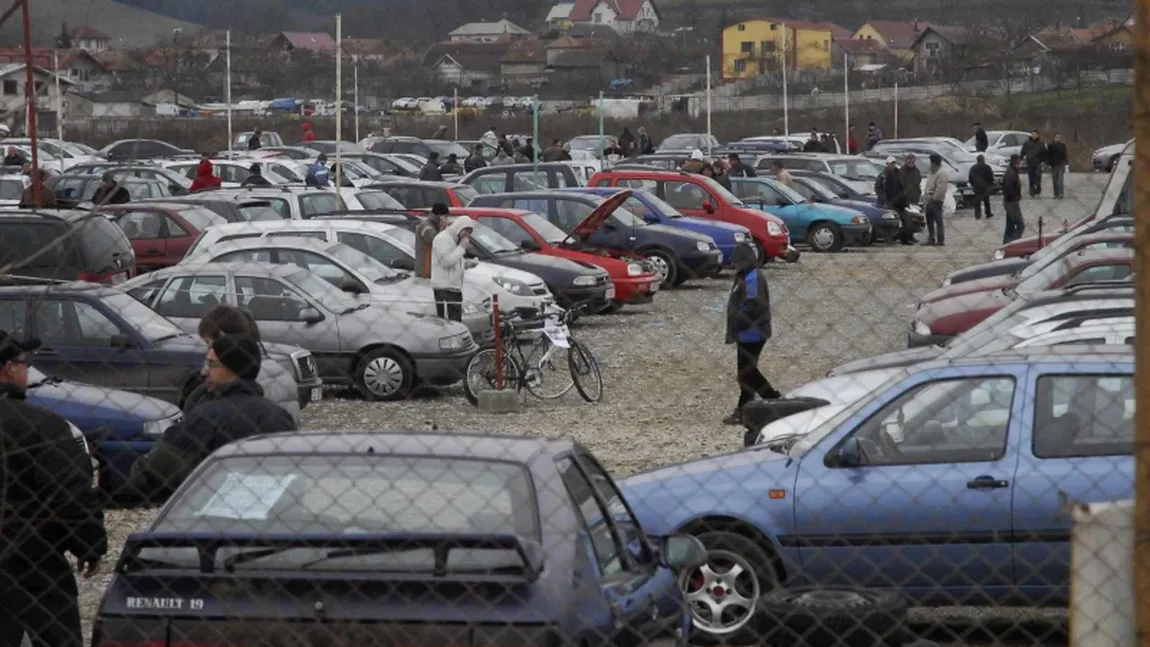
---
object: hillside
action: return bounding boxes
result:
[0,0,200,46]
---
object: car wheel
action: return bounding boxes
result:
[353,347,413,401]
[643,248,678,288]
[759,586,908,647]
[680,531,779,645]
[601,302,624,314]
[857,228,873,246]
[806,222,843,253]
[751,240,769,265]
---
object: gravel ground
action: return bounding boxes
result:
[78,173,1107,644]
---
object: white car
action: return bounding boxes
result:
[0,173,28,206]
[336,188,406,211]
[191,186,348,220]
[7,138,102,170]
[161,159,292,187]
[963,130,1031,159]
[185,219,554,313]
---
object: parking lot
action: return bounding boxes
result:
[82,173,1107,642]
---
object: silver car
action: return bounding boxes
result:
[123,262,476,401]
[183,237,495,344]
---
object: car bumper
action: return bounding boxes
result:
[553,283,614,311]
[1093,157,1110,171]
[907,326,955,348]
[463,312,496,345]
[681,249,724,276]
[757,232,792,259]
[412,349,476,385]
[296,376,324,408]
[613,276,660,304]
[841,223,872,247]
[871,218,902,240]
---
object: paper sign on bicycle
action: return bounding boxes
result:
[543,322,571,348]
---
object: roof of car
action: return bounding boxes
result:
[451,206,535,218]
[939,346,1133,366]
[213,429,579,461]
[0,280,124,296]
[474,190,593,201]
[143,261,302,279]
[204,235,340,253]
[0,208,91,222]
[367,178,470,190]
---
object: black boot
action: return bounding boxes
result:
[723,409,743,425]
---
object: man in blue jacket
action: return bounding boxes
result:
[723,243,781,425]
[305,153,331,187]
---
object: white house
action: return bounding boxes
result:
[448,19,532,43]
[567,0,660,33]
[0,64,75,123]
[547,3,576,27]
[72,26,111,53]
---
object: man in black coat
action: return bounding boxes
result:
[0,332,107,647]
[128,334,295,499]
[723,243,780,426]
[91,172,130,205]
[1020,130,1047,197]
[882,157,915,245]
[419,152,444,181]
[726,153,756,178]
[1046,132,1069,199]
[464,145,487,172]
[1002,155,1025,243]
[968,154,996,220]
[900,154,922,207]
[973,122,988,153]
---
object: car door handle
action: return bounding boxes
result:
[143,248,160,255]
[35,348,58,356]
[967,476,1009,489]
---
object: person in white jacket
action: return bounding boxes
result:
[922,153,949,247]
[430,216,475,322]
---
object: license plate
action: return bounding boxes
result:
[310,387,323,402]
[606,286,616,300]
[110,272,127,285]
[649,281,659,293]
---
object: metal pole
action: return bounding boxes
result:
[225,29,232,159]
[598,90,604,158]
[453,87,459,140]
[781,23,789,138]
[21,0,37,205]
[353,59,359,142]
[334,13,342,190]
[893,82,899,139]
[532,95,539,177]
[705,54,712,156]
[1133,0,1150,640]
[52,48,61,140]
[843,54,849,155]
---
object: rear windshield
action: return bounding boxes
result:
[238,203,286,221]
[176,206,226,231]
[355,191,404,210]
[0,221,73,269]
[71,214,132,272]
[0,179,23,200]
[453,186,478,206]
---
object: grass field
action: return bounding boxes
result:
[998,85,1132,112]
[0,0,199,47]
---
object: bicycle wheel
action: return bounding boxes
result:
[522,338,574,400]
[567,339,603,403]
[464,349,522,407]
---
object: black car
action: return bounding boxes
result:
[67,162,193,195]
[471,190,721,287]
[461,163,583,195]
[99,139,194,161]
[0,209,134,283]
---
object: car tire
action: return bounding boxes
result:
[751,240,768,265]
[601,302,624,314]
[759,586,908,647]
[353,347,414,401]
[681,531,780,645]
[806,222,843,253]
[643,248,678,288]
[857,228,873,246]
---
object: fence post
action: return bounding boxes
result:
[492,295,504,391]
[1134,0,1150,641]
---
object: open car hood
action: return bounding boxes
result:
[560,189,633,246]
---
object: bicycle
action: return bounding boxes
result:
[464,302,603,406]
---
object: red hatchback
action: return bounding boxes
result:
[454,192,662,311]
[587,169,794,262]
[909,248,1134,347]
[102,203,227,272]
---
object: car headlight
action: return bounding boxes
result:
[439,332,469,350]
[462,300,480,314]
[695,240,711,252]
[766,221,783,236]
[573,275,598,286]
[627,263,643,277]
[141,413,181,439]
[851,216,868,225]
[913,320,931,336]
[733,232,747,242]
[883,211,899,220]
[492,277,529,295]
[993,249,1006,260]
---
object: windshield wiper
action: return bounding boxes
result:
[374,274,406,284]
[27,375,63,389]
[222,546,300,571]
[340,303,371,315]
[151,333,186,343]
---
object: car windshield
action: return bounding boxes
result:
[570,136,612,151]
[0,179,23,200]
[771,180,809,204]
[659,134,704,150]
[325,243,401,282]
[150,455,537,573]
[385,155,422,174]
[808,174,859,198]
[382,227,417,250]
[238,203,285,221]
[520,212,568,244]
[696,175,744,205]
[827,159,880,180]
[176,206,226,231]
[355,191,405,210]
[453,185,479,206]
[282,268,360,313]
[103,291,186,341]
[468,221,521,255]
[427,141,471,159]
[632,191,682,218]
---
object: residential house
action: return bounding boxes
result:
[547,3,576,30]
[448,19,531,43]
[568,0,660,34]
[910,25,968,78]
[422,42,508,89]
[1011,25,1095,69]
[0,64,74,127]
[720,19,846,81]
[500,39,547,87]
[269,32,337,55]
[72,26,111,53]
[0,47,111,93]
[343,38,414,65]
[838,38,888,68]
[548,48,619,90]
[851,20,933,61]
[67,89,196,118]
[1093,16,1133,53]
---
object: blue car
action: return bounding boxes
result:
[24,364,181,495]
[729,177,872,253]
[568,186,752,267]
[792,169,927,234]
[94,431,707,647]
[619,349,1132,643]
[784,174,903,243]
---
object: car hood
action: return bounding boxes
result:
[562,189,633,244]
[804,203,865,222]
[757,402,852,447]
[464,261,547,287]
[489,250,603,277]
[945,258,1030,284]
[918,288,1013,332]
[1003,232,1061,255]
[827,346,943,376]
[643,222,714,244]
[153,333,207,354]
[341,304,469,339]
[831,199,884,216]
[920,274,1019,304]
[26,377,179,429]
[1095,143,1127,157]
[787,367,909,404]
[362,276,486,308]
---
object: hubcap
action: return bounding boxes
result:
[362,356,403,396]
[812,227,836,250]
[647,255,671,283]
[679,550,760,635]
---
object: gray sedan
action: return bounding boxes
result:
[122,262,477,401]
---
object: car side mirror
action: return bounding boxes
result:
[340,275,364,294]
[659,534,707,570]
[520,239,541,251]
[389,258,415,271]
[702,199,716,214]
[300,307,324,324]
[829,437,862,468]
[110,334,133,350]
[642,212,659,224]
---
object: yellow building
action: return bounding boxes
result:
[1092,17,1133,53]
[720,18,842,81]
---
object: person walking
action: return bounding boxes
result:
[240,163,272,186]
[430,216,474,322]
[190,157,222,192]
[619,127,636,156]
[726,153,756,178]
[464,144,488,172]
[900,154,922,208]
[922,153,949,246]
[1020,130,1047,197]
[91,172,130,205]
[1046,132,1069,199]
[521,138,537,162]
[968,154,995,219]
[1002,154,1025,243]
[0,332,107,647]
[439,153,463,175]
[882,156,914,245]
[866,122,883,150]
[416,203,449,279]
[722,243,781,426]
[637,127,653,155]
[305,153,331,187]
[248,126,263,151]
[300,122,316,143]
[128,333,295,497]
[419,152,444,181]
[973,122,988,153]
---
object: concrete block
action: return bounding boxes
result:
[477,389,521,414]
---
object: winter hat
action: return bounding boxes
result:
[211,333,261,381]
[690,149,706,161]
[884,156,897,165]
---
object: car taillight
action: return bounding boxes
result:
[77,271,108,283]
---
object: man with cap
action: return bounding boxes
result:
[881,156,914,244]
[0,331,107,647]
[431,216,475,322]
[305,153,331,187]
[921,153,949,246]
[127,333,295,498]
[416,203,450,279]
[681,149,708,174]
[91,172,130,205]
[240,163,272,186]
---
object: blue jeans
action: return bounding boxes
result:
[1050,165,1066,198]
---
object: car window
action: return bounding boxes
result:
[354,191,404,210]
[384,186,419,207]
[1034,374,1132,457]
[0,300,26,334]
[743,182,785,207]
[218,165,250,184]
[469,175,506,195]
[556,456,630,578]
[234,276,312,321]
[299,194,344,218]
[478,216,533,246]
[511,198,551,216]
[663,180,708,210]
[574,453,653,567]
[116,211,164,239]
[33,299,124,347]
[175,207,224,232]
[841,376,1015,466]
[127,277,169,306]
[0,222,70,269]
[619,178,658,192]
[1065,263,1132,286]
[216,249,273,264]
[554,199,594,231]
[154,276,229,319]
[424,188,450,206]
[276,248,355,287]
[337,232,410,269]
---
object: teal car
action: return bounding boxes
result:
[731,176,872,253]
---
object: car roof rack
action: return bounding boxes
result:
[1050,310,1134,331]
[1063,279,1133,294]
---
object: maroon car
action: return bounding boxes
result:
[102,203,227,272]
[908,248,1134,347]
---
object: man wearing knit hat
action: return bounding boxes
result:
[127,333,295,499]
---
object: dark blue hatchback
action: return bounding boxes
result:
[472,190,725,287]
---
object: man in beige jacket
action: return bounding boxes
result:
[922,153,949,246]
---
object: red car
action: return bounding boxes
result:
[454,192,661,312]
[587,169,795,262]
[369,179,480,214]
[909,248,1134,347]
[102,203,227,271]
